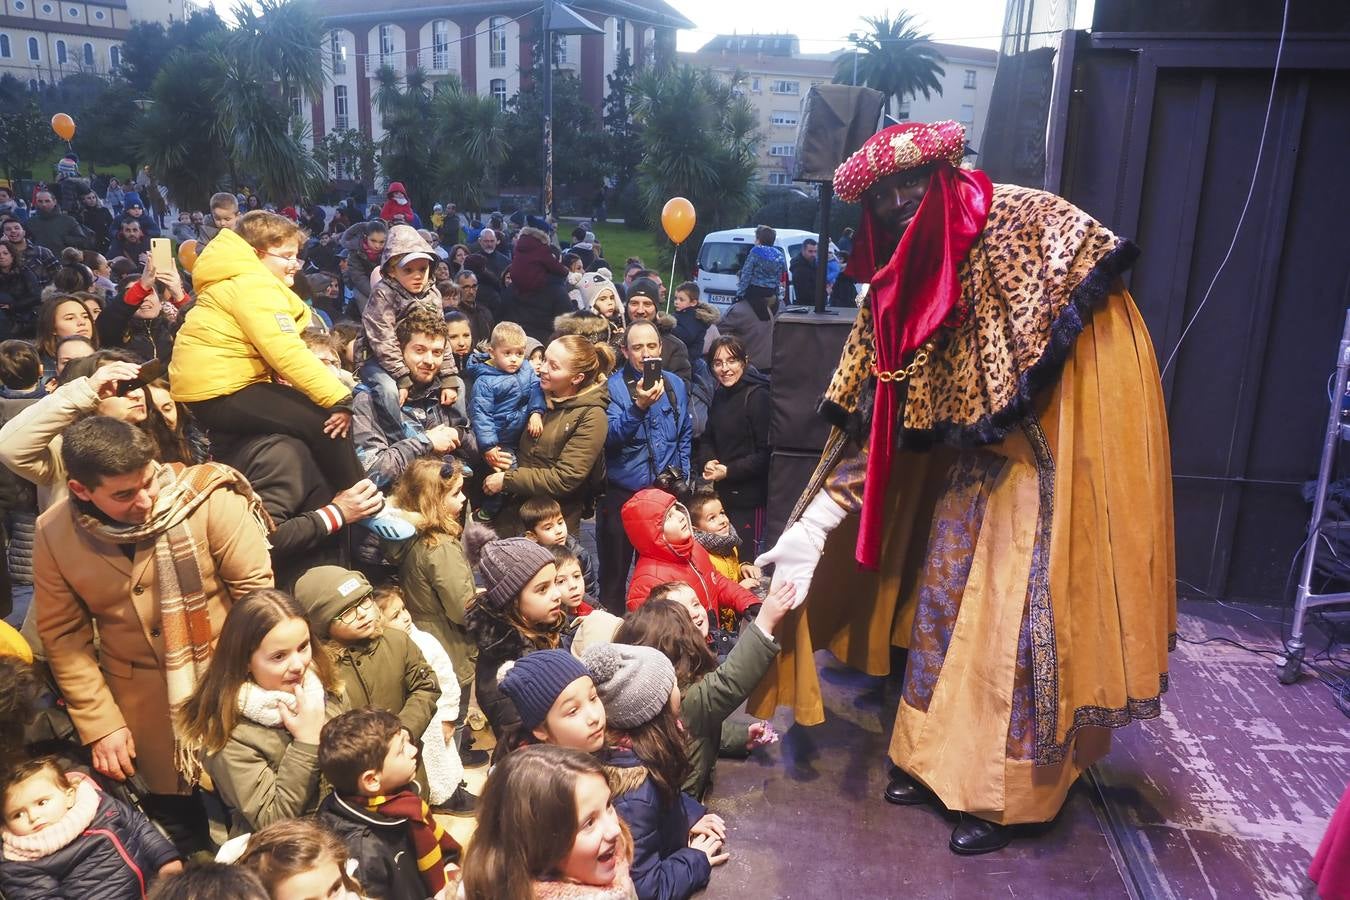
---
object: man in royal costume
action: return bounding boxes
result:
[755,121,1176,854]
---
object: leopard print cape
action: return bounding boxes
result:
[818,184,1139,449]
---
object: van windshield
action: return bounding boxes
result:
[698,242,752,274]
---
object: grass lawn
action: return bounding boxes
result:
[586,221,690,284]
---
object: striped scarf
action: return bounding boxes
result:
[363,788,461,895]
[74,461,273,781]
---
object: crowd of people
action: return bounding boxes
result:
[0,170,796,900]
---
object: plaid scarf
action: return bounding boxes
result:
[693,524,741,558]
[364,789,461,895]
[74,461,273,781]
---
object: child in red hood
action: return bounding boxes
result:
[622,488,758,620]
[380,181,418,225]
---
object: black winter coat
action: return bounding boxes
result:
[0,786,180,899]
[605,747,711,900]
[0,265,42,336]
[502,277,573,346]
[698,370,771,510]
[317,791,435,900]
[96,295,175,364]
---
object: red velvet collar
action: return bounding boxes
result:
[850,164,993,569]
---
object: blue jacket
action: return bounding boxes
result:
[737,244,785,296]
[605,747,711,900]
[464,351,546,451]
[605,366,692,493]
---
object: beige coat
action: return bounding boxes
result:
[0,375,103,512]
[34,489,274,795]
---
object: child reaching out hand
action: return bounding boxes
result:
[619,579,794,801]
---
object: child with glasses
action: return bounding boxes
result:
[169,210,411,540]
[295,566,443,800]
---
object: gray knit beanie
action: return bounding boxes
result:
[479,537,556,612]
[581,643,677,729]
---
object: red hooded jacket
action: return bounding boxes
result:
[622,488,758,616]
[380,181,416,223]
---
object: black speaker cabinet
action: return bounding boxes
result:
[769,307,858,453]
[794,84,886,183]
[765,450,824,549]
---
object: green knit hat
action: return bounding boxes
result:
[294,566,373,639]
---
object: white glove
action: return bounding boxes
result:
[755,492,848,608]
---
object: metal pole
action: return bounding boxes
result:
[541,3,554,216]
[813,181,832,314]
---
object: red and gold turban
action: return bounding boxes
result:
[832,120,968,204]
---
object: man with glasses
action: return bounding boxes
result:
[453,270,494,346]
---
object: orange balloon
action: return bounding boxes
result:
[50,113,75,142]
[661,197,696,244]
[177,239,199,273]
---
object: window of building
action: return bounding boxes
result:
[489,16,507,68]
[432,20,450,70]
[94,9,104,19]
[959,103,974,124]
[490,77,507,111]
[0,35,9,59]
[41,3,52,13]
[555,33,568,65]
[770,110,798,127]
[767,172,790,185]
[334,84,349,130]
[329,30,346,75]
[379,23,395,66]
[67,6,78,16]
[28,37,41,61]
[288,89,302,119]
[898,100,911,120]
[769,144,795,157]
[750,76,760,92]
[12,1,24,10]
[82,42,92,66]
[109,45,120,69]
[964,69,977,89]
[55,39,66,64]
[27,79,37,91]
[614,17,624,54]
[769,80,799,95]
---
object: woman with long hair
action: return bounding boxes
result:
[0,241,41,339]
[176,589,347,836]
[698,334,772,555]
[35,294,98,380]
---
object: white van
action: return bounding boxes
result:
[693,228,834,310]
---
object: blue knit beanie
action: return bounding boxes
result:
[497,650,590,730]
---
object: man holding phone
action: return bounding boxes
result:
[597,320,693,613]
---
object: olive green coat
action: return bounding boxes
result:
[680,622,780,801]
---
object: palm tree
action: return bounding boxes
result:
[432,76,508,209]
[137,0,325,206]
[835,12,946,118]
[632,66,761,270]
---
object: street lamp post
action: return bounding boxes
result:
[540,0,602,217]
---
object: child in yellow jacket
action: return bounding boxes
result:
[170,211,408,537]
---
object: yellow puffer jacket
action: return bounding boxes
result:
[169,228,350,408]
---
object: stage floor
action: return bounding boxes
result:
[704,597,1347,899]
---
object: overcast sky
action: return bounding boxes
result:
[670,0,1012,53]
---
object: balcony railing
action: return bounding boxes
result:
[366,52,403,76]
[417,48,457,73]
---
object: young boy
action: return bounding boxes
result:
[685,487,764,590]
[0,340,46,399]
[294,566,442,782]
[521,495,598,600]
[208,191,239,236]
[359,224,455,436]
[317,708,462,900]
[464,322,545,515]
[671,281,721,361]
[621,487,758,623]
[551,544,594,618]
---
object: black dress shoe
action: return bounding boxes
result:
[460,746,491,768]
[949,816,1012,855]
[883,767,936,806]
[434,784,478,817]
